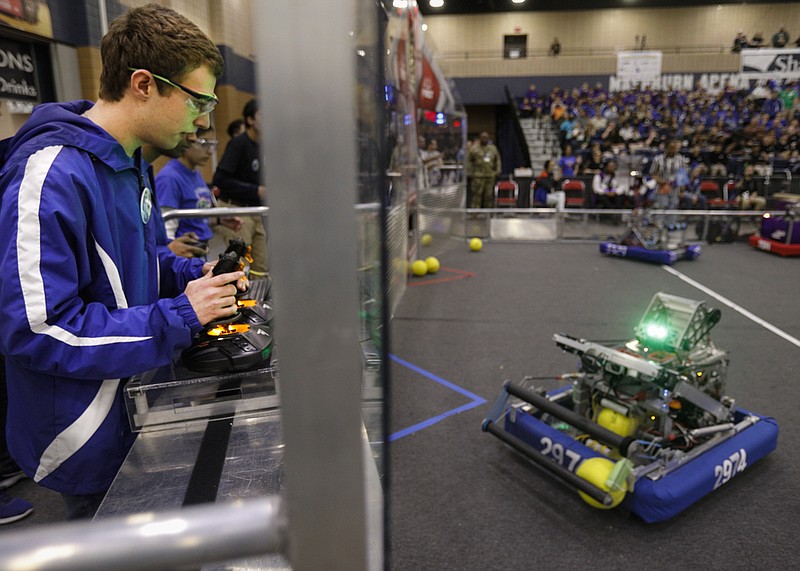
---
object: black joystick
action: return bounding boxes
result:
[213,238,251,276]
[206,239,253,327]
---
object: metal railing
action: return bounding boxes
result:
[161,205,269,222]
[0,496,287,571]
[466,207,784,242]
[437,43,733,61]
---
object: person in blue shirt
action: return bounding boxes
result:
[681,164,710,210]
[761,90,782,119]
[0,4,246,520]
[558,144,580,178]
[155,127,242,257]
[558,114,575,147]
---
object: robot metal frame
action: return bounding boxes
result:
[482,292,778,523]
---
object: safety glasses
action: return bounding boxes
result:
[193,138,218,150]
[128,67,218,115]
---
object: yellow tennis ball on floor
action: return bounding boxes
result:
[425,256,440,273]
[575,457,626,509]
[469,237,483,252]
[411,259,428,276]
[421,233,433,246]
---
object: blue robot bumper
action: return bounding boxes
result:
[600,241,701,265]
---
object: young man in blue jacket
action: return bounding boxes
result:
[0,3,245,519]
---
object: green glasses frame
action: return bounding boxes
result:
[127,67,218,115]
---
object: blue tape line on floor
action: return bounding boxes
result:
[389,353,486,442]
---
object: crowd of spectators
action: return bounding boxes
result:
[519,79,800,184]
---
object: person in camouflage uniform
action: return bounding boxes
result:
[467,131,502,208]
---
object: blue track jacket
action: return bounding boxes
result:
[0,101,206,495]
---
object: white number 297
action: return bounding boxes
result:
[540,436,582,472]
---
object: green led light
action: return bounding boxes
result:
[645,323,669,340]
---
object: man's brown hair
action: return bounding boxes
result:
[99,3,224,101]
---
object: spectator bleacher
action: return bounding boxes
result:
[517,79,800,209]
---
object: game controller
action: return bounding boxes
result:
[213,238,252,276]
[181,239,274,374]
[181,320,273,374]
[236,298,274,326]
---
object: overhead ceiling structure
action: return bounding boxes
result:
[417,0,798,16]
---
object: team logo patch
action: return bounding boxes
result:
[140,186,153,224]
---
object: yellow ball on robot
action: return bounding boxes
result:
[411,259,428,276]
[425,256,440,274]
[575,457,626,509]
[596,407,638,437]
[421,233,433,246]
[469,237,483,252]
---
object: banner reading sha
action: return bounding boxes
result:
[740,48,800,80]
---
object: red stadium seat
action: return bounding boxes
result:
[561,179,586,208]
[699,180,719,195]
[699,179,734,208]
[494,180,519,208]
[699,180,724,208]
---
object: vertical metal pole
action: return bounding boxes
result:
[255,2,369,570]
[98,0,109,36]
